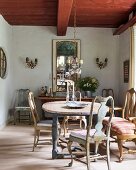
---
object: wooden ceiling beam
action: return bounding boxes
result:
[113,15,136,35]
[57,0,73,36]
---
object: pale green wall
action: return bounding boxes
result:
[0,15,13,128]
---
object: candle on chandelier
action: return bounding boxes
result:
[67,59,71,64]
[75,57,78,63]
[80,59,83,64]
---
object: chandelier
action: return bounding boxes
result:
[67,56,83,76]
[67,0,83,76]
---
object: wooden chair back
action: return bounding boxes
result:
[13,89,31,125]
[102,89,114,98]
[102,89,114,107]
[87,96,114,142]
[15,89,30,107]
[28,92,40,126]
[122,88,136,119]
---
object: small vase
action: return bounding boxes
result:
[84,91,92,98]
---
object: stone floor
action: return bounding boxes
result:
[0,124,136,170]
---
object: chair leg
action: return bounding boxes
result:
[80,119,82,129]
[13,110,17,125]
[62,118,66,137]
[83,119,87,129]
[94,141,100,162]
[106,139,111,170]
[36,130,40,146]
[29,112,31,125]
[33,130,37,151]
[33,130,40,151]
[86,141,90,170]
[67,140,74,167]
[66,119,69,132]
[62,117,68,137]
[117,139,123,162]
[18,111,21,123]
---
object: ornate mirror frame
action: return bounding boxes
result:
[0,47,7,79]
[52,39,81,92]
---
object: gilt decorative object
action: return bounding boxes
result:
[96,57,108,69]
[26,57,38,69]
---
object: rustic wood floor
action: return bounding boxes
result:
[0,124,136,170]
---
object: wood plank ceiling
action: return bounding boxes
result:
[0,0,135,36]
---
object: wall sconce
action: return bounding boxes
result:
[96,57,108,69]
[26,57,38,69]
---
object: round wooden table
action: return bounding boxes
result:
[42,101,100,159]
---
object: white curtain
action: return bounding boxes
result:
[129,26,136,89]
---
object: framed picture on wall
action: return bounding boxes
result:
[123,60,129,83]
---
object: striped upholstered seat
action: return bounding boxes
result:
[103,88,136,162]
[103,117,135,135]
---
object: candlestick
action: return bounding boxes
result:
[72,82,75,101]
[66,81,69,102]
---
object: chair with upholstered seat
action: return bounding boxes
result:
[28,91,60,151]
[103,88,136,162]
[102,88,122,116]
[67,96,114,170]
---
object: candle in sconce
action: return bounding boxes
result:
[80,59,83,64]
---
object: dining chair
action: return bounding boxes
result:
[103,88,136,162]
[102,88,122,116]
[13,89,31,125]
[62,91,87,137]
[67,96,114,170]
[102,89,114,98]
[28,91,61,151]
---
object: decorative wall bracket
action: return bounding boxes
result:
[26,57,38,69]
[96,57,108,69]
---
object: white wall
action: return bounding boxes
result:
[0,15,13,128]
[12,26,120,103]
[118,29,131,105]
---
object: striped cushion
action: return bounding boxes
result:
[103,117,125,124]
[103,117,135,135]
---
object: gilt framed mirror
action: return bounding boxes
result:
[0,47,7,79]
[52,39,81,92]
